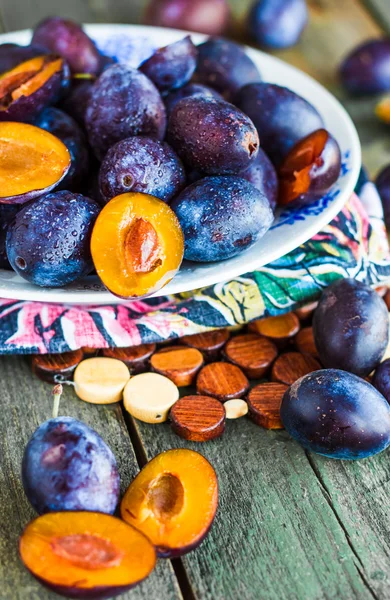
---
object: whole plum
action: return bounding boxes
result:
[85,64,167,160]
[35,108,89,191]
[99,137,186,203]
[165,82,223,116]
[32,17,104,75]
[195,37,262,100]
[139,36,198,93]
[239,147,278,210]
[340,38,390,95]
[6,191,100,287]
[144,0,230,37]
[373,359,390,404]
[167,97,259,174]
[0,204,19,269]
[313,278,389,377]
[376,164,390,229]
[248,0,308,49]
[22,416,120,514]
[281,369,390,459]
[0,43,48,73]
[60,80,93,127]
[171,176,273,262]
[236,82,324,166]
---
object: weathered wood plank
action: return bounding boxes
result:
[134,416,386,600]
[0,357,182,600]
[363,0,390,34]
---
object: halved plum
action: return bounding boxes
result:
[121,448,218,557]
[91,192,184,298]
[278,129,341,206]
[19,511,156,599]
[0,122,70,204]
[0,54,69,122]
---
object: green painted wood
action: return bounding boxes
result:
[363,0,390,34]
[0,357,182,600]
[133,415,389,600]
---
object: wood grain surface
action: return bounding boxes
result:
[0,1,389,599]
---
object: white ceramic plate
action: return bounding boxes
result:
[0,24,361,304]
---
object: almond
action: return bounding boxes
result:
[124,218,162,274]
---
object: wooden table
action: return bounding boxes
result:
[0,1,389,599]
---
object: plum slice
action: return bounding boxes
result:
[19,512,156,599]
[0,55,68,122]
[278,129,341,206]
[121,448,218,557]
[0,122,70,204]
[91,192,184,298]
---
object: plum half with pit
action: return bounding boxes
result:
[313,278,389,377]
[22,416,120,514]
[171,176,273,262]
[340,38,390,95]
[99,137,186,204]
[281,369,390,459]
[278,129,341,206]
[6,191,100,287]
[85,64,167,160]
[248,0,308,49]
[167,97,259,174]
[35,107,90,191]
[139,36,198,93]
[165,82,222,116]
[32,17,104,75]
[195,37,262,100]
[239,147,278,210]
[236,82,324,166]
[0,54,69,123]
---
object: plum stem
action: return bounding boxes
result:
[52,383,63,419]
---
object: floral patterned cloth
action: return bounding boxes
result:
[1,172,389,354]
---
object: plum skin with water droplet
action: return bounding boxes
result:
[22,417,120,514]
[98,137,186,204]
[6,191,100,287]
[167,96,259,175]
[85,64,167,161]
[171,176,273,262]
[281,369,390,459]
[236,82,324,166]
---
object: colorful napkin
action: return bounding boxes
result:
[1,171,389,354]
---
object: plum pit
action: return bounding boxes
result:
[146,473,185,521]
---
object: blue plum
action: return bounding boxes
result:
[281,369,390,459]
[99,137,186,204]
[60,80,93,127]
[236,82,324,166]
[239,147,278,210]
[139,36,198,93]
[22,416,120,514]
[35,107,90,191]
[248,0,308,49]
[313,278,389,377]
[376,164,390,229]
[195,37,262,100]
[0,204,19,269]
[373,359,390,404]
[165,82,223,116]
[144,0,230,37]
[85,64,167,160]
[340,38,390,95]
[171,176,273,262]
[32,17,105,75]
[167,96,259,174]
[6,191,100,287]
